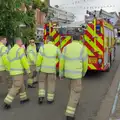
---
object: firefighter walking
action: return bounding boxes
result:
[27,39,37,88]
[3,38,32,109]
[36,36,61,104]
[0,36,12,91]
[59,31,88,120]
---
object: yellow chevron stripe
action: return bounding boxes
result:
[88,25,103,46]
[54,35,60,44]
[61,36,71,49]
[88,64,97,70]
[50,29,56,36]
[84,35,103,54]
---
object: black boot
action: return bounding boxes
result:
[20,98,30,104]
[3,103,11,109]
[33,81,38,84]
[38,97,44,104]
[47,100,54,104]
[66,116,75,120]
[28,85,36,88]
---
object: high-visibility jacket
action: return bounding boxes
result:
[27,44,37,65]
[0,42,10,71]
[36,41,61,73]
[8,44,30,76]
[59,40,88,79]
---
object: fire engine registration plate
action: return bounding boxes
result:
[88,58,97,64]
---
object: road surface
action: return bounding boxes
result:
[0,45,120,120]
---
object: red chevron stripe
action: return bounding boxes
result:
[96,40,104,52]
[61,39,71,51]
[88,23,94,30]
[85,30,94,42]
[84,41,98,57]
[53,32,59,39]
[55,41,60,47]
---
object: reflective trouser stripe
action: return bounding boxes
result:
[66,106,76,115]
[28,79,33,85]
[20,92,27,100]
[38,89,45,97]
[4,95,14,104]
[47,93,54,101]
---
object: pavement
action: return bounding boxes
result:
[0,45,120,120]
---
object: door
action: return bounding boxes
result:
[104,27,109,66]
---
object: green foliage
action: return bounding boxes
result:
[0,0,48,44]
[0,0,24,40]
[32,0,48,13]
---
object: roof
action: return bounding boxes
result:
[110,12,119,18]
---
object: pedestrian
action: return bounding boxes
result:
[0,36,12,91]
[59,31,88,120]
[27,39,37,88]
[35,36,61,104]
[3,37,32,109]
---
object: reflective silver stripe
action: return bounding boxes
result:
[79,46,84,60]
[63,45,85,61]
[41,65,55,69]
[64,56,81,60]
[44,55,56,58]
[1,49,8,56]
[28,50,36,56]
[82,54,88,61]
[8,48,21,62]
[39,45,44,56]
[65,69,82,74]
[10,68,23,71]
[39,45,56,58]
[0,65,5,68]
[63,47,67,53]
[19,53,25,59]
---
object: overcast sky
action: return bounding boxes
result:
[50,0,120,21]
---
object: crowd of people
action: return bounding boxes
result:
[0,30,88,120]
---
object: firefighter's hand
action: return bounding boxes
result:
[32,71,37,78]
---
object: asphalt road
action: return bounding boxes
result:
[0,45,120,120]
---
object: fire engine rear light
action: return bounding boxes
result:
[98,58,102,64]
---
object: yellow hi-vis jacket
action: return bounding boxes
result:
[8,44,30,76]
[27,44,37,65]
[59,40,88,79]
[36,41,61,73]
[0,42,10,71]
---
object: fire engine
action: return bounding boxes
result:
[43,9,116,72]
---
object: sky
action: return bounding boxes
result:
[50,0,120,21]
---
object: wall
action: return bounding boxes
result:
[35,9,46,27]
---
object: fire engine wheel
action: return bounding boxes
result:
[106,56,111,72]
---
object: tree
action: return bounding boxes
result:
[0,0,24,43]
[0,0,49,44]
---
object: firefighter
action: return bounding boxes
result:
[0,36,12,91]
[36,36,61,104]
[3,38,32,109]
[59,31,88,120]
[27,39,37,88]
